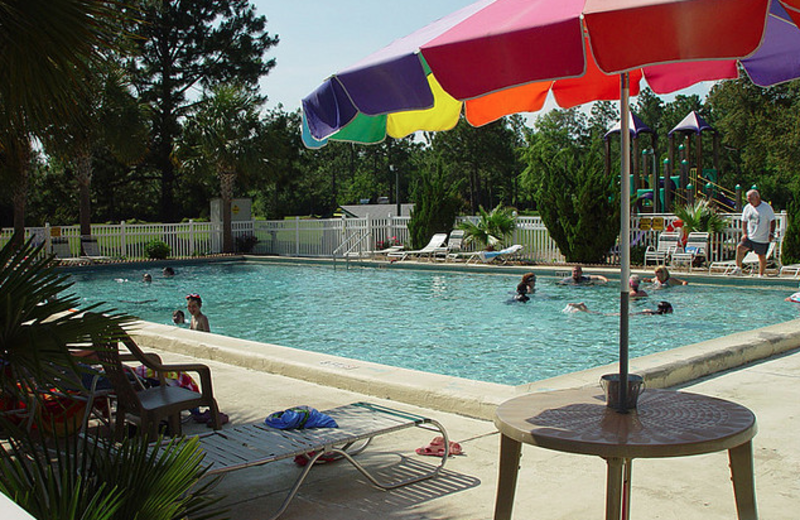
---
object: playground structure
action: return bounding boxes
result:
[605,111,745,215]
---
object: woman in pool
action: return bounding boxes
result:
[564,300,673,315]
[521,272,536,293]
[628,274,648,299]
[512,282,530,303]
[186,293,210,332]
[643,265,687,289]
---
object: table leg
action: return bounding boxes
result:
[493,434,522,520]
[622,458,632,520]
[605,457,625,520]
[729,441,758,520]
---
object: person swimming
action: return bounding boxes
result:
[564,300,673,315]
[512,282,530,303]
[628,274,648,299]
[173,309,186,324]
[643,265,687,289]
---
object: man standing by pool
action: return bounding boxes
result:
[733,189,775,277]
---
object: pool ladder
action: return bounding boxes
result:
[332,230,370,270]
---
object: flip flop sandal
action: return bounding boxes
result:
[206,412,229,427]
[415,436,463,457]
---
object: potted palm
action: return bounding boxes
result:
[674,200,727,265]
[458,204,517,251]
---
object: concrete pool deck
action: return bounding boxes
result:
[127,311,800,520]
[151,340,800,520]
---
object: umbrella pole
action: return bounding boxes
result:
[618,73,631,413]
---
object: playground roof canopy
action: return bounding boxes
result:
[668,110,715,135]
[603,111,654,140]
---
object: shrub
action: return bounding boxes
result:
[144,240,170,260]
[235,234,259,253]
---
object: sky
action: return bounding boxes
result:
[252,1,710,118]
[253,1,477,113]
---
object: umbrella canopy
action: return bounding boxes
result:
[668,111,715,136]
[303,0,800,147]
[301,0,800,412]
[604,112,654,140]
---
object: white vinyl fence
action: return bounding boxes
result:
[0,212,787,266]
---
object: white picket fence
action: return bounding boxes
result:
[0,212,787,265]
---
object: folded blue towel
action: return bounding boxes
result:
[264,406,338,429]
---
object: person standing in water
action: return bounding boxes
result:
[186,293,210,332]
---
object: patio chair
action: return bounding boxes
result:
[473,244,524,264]
[643,231,680,266]
[780,262,800,278]
[388,232,448,261]
[194,401,450,520]
[51,237,86,265]
[93,326,222,441]
[709,242,777,275]
[81,236,112,263]
[432,229,479,262]
[670,232,709,271]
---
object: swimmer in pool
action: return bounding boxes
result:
[785,292,800,303]
[643,265,687,289]
[521,272,536,293]
[559,265,608,285]
[186,293,210,332]
[142,273,152,283]
[564,300,673,316]
[163,266,175,277]
[512,282,530,303]
[628,274,648,299]
[173,309,186,324]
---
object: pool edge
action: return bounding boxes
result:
[129,318,800,421]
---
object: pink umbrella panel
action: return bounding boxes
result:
[301,0,800,412]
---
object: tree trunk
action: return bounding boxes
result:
[219,169,236,253]
[9,135,31,247]
[75,149,93,242]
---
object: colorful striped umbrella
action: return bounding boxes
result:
[301,0,800,412]
[303,0,800,147]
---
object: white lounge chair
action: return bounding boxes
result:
[643,231,680,266]
[670,232,709,271]
[432,229,479,262]
[51,237,86,265]
[473,244,523,264]
[780,263,800,278]
[388,233,447,261]
[81,236,112,263]
[709,242,777,275]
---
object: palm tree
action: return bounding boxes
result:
[41,66,148,241]
[674,200,726,234]
[458,204,517,250]
[0,0,130,241]
[176,84,263,253]
[0,239,133,405]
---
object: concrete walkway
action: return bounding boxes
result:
[162,346,800,520]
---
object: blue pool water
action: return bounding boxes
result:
[66,262,798,386]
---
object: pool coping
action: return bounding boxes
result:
[130,315,800,421]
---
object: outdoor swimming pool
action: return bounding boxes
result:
[66,261,799,386]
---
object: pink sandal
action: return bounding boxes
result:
[416,436,462,457]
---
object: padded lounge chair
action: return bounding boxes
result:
[194,401,449,520]
[94,327,222,441]
[780,262,800,278]
[51,237,87,265]
[388,233,447,261]
[81,236,112,263]
[643,231,680,266]
[473,244,523,264]
[670,232,709,271]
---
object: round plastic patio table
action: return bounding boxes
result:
[493,387,757,520]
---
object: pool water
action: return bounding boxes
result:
[66,262,798,386]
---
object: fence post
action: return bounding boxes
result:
[295,217,300,256]
[120,221,127,259]
[189,219,195,257]
[44,223,51,252]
